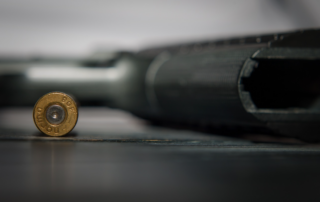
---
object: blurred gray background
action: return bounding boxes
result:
[0,0,319,56]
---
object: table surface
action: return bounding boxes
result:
[0,107,319,202]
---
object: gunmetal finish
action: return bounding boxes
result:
[1,29,320,141]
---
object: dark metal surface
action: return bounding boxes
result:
[0,107,320,201]
[1,29,320,140]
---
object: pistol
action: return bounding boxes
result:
[1,29,320,141]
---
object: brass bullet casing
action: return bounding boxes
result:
[33,92,78,136]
